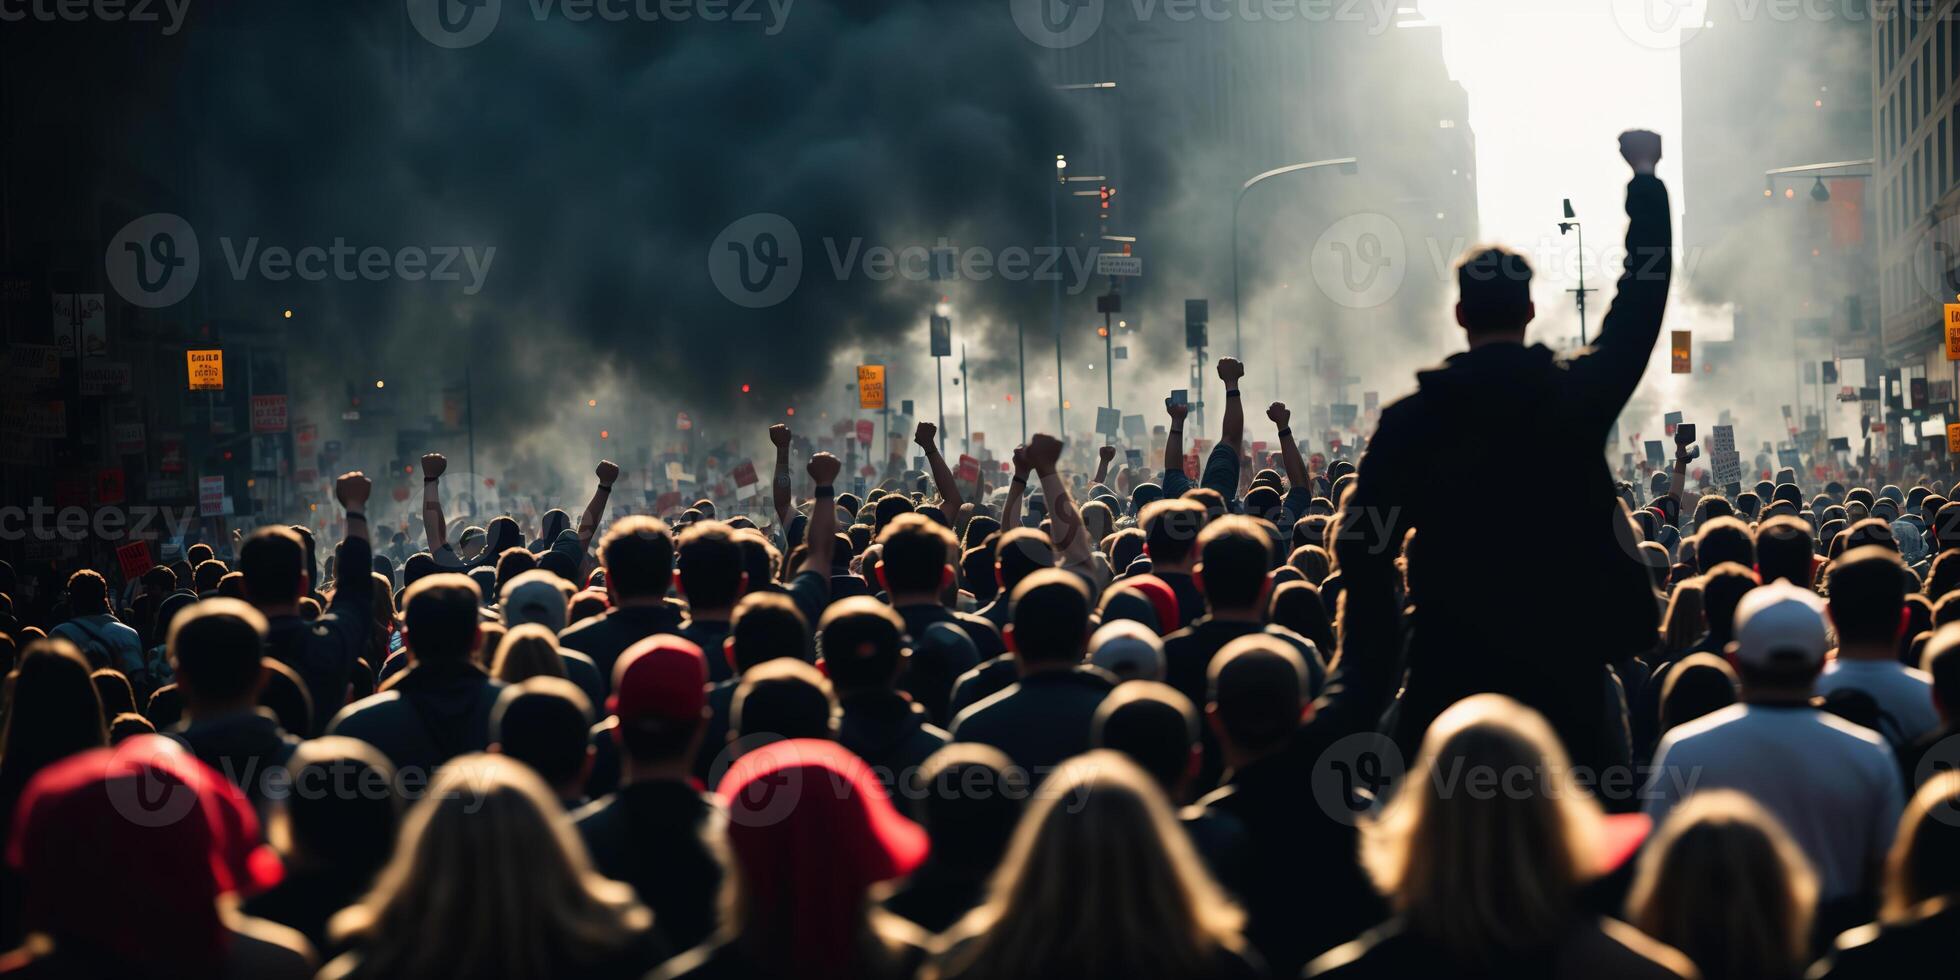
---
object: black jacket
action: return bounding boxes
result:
[169,709,299,805]
[949,667,1116,780]
[836,690,949,816]
[558,602,686,690]
[1306,917,1691,980]
[327,661,502,776]
[573,780,724,954]
[1337,174,1671,774]
[947,654,1017,719]
[263,532,372,736]
[1810,903,1960,979]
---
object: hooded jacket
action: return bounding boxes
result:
[326,661,502,777]
[837,690,949,816]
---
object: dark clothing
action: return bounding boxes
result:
[1811,903,1960,979]
[573,780,724,955]
[881,861,989,935]
[946,654,1017,719]
[327,661,502,777]
[949,667,1116,780]
[560,648,607,713]
[837,690,949,816]
[241,866,375,956]
[263,533,373,736]
[1337,174,1672,778]
[656,926,928,980]
[1306,917,1690,980]
[1154,571,1208,630]
[895,604,1004,662]
[1896,721,1958,790]
[759,570,830,651]
[1163,618,1328,789]
[893,604,997,724]
[558,602,686,691]
[679,619,733,684]
[168,709,299,805]
[975,595,1010,632]
[692,679,739,787]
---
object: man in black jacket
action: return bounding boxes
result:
[243,473,374,736]
[559,516,684,688]
[328,573,502,780]
[822,596,949,816]
[1336,130,1670,778]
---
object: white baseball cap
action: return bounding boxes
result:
[1729,580,1829,669]
[1089,619,1165,681]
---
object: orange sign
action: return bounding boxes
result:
[857,365,886,410]
[1669,331,1691,374]
[186,349,224,391]
[1945,305,1960,360]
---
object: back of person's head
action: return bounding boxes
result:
[1842,516,1899,553]
[1880,771,1960,921]
[993,527,1056,596]
[873,492,916,533]
[490,622,567,683]
[1924,623,1960,721]
[466,566,497,604]
[402,551,439,588]
[733,659,837,743]
[1659,652,1738,735]
[493,548,537,595]
[1007,569,1092,666]
[492,676,595,793]
[1207,635,1305,756]
[599,516,675,601]
[960,545,998,603]
[1701,562,1758,640]
[875,513,958,597]
[943,751,1242,980]
[402,574,483,666]
[1141,498,1207,567]
[1087,618,1164,681]
[1363,695,1605,965]
[0,639,107,785]
[1455,246,1534,333]
[277,736,401,875]
[727,590,809,675]
[89,669,136,721]
[168,598,270,709]
[64,569,109,614]
[1267,580,1336,660]
[912,744,1024,871]
[328,754,647,978]
[1182,487,1227,521]
[1093,681,1198,794]
[677,521,747,611]
[817,596,905,692]
[192,560,229,595]
[186,542,214,566]
[499,569,573,633]
[1827,546,1909,648]
[1081,500,1115,545]
[1755,515,1815,587]
[1194,516,1274,614]
[239,526,306,606]
[1695,516,1756,573]
[1627,790,1817,980]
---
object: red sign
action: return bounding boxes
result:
[115,541,153,583]
[957,454,980,483]
[655,491,682,513]
[860,464,877,478]
[161,438,185,474]
[1183,453,1199,479]
[732,461,759,487]
[95,468,125,506]
[856,420,875,444]
[250,395,288,433]
[676,412,693,431]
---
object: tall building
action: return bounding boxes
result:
[1876,6,1960,408]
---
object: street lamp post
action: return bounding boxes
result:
[1558,198,1594,345]
[1232,158,1358,362]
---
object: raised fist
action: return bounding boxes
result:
[808,452,841,485]
[1165,398,1189,425]
[595,460,621,486]
[1619,129,1662,175]
[1099,445,1116,463]
[1267,402,1290,428]
[1216,357,1245,385]
[768,424,792,449]
[336,472,372,510]
[1026,434,1064,474]
[1012,445,1030,477]
[420,453,447,479]
[914,421,938,450]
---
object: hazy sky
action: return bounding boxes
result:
[1423,0,1693,345]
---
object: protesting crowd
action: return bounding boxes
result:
[0,131,1953,980]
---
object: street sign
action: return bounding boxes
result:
[1096,407,1121,436]
[1095,253,1142,277]
[929,316,952,357]
[857,365,886,409]
[198,475,226,517]
[1946,305,1960,360]
[250,395,288,433]
[186,349,224,390]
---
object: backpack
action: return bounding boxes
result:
[1815,688,1906,752]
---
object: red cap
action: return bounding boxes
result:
[1595,812,1652,875]
[719,738,928,884]
[1122,574,1181,636]
[608,634,706,724]
[8,736,282,970]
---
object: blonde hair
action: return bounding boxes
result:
[1362,695,1600,965]
[1881,770,1960,921]
[491,623,567,683]
[1659,579,1705,655]
[935,750,1244,980]
[1628,791,1817,980]
[328,754,649,979]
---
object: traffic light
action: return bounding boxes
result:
[1099,184,1112,218]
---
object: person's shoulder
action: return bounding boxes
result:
[558,612,613,644]
[1302,919,1411,978]
[1565,917,1697,980]
[1161,624,1200,647]
[950,683,1018,734]
[570,791,617,828]
[647,940,734,980]
[227,913,318,980]
[1658,701,1750,750]
[1810,708,1895,754]
[952,610,1000,638]
[326,690,405,734]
